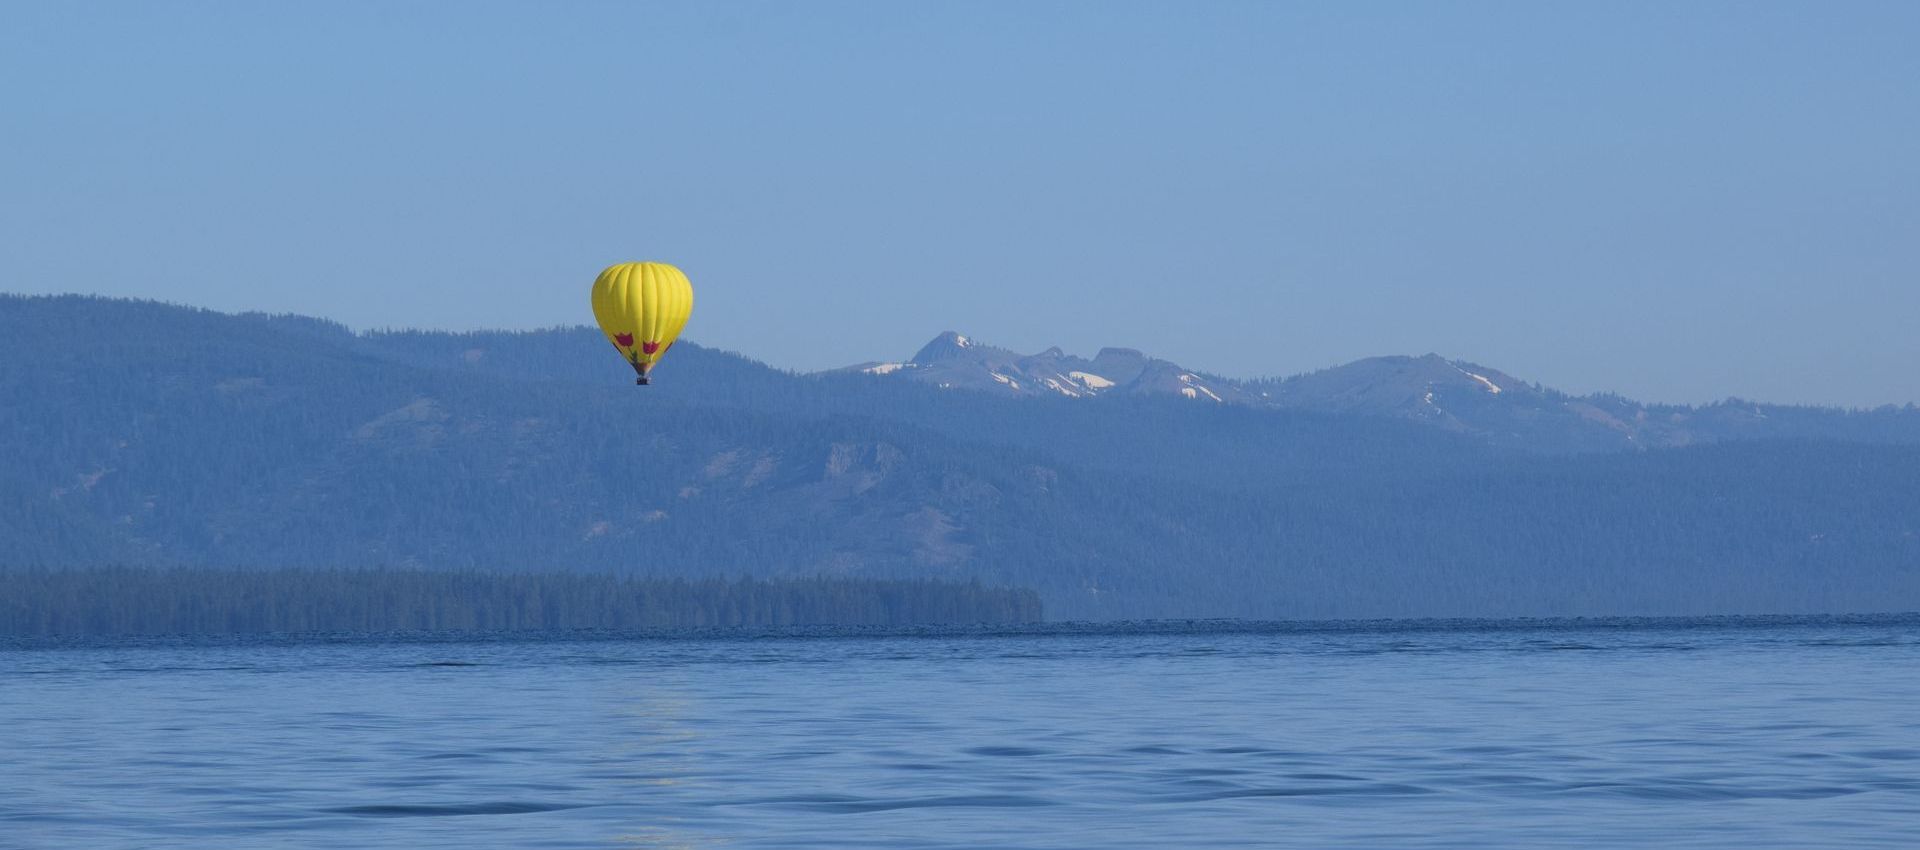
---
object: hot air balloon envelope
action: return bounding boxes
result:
[590,262,694,385]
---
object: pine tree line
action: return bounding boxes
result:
[0,568,1044,637]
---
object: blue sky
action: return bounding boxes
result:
[4,1,1916,405]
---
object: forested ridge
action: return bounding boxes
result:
[5,294,1919,620]
[0,569,1042,636]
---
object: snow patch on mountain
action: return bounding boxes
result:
[1175,374,1224,402]
[1071,371,1114,389]
[1454,365,1502,394]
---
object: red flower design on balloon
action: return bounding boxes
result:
[615,332,634,348]
[642,341,661,355]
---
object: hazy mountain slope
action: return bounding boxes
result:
[5,294,1919,620]
[353,317,1920,461]
[1248,354,1920,452]
[349,319,1510,489]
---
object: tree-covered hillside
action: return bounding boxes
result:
[4,295,1918,619]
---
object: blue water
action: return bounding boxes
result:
[4,617,1919,849]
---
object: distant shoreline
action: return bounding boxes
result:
[3,596,1910,648]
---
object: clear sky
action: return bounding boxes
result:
[4,1,1916,406]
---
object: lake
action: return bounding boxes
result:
[4,617,1918,848]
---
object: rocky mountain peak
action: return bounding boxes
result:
[909,331,976,365]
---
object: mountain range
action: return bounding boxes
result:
[5,293,1918,620]
[841,331,1918,453]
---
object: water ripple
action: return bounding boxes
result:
[324,801,586,817]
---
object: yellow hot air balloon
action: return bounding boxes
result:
[590,261,694,385]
